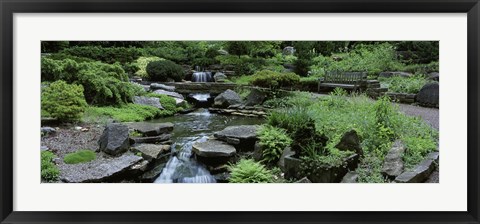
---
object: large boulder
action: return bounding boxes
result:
[283,46,295,55]
[41,127,56,135]
[98,123,130,156]
[378,71,413,78]
[416,83,439,108]
[213,72,228,83]
[127,122,174,137]
[192,140,237,166]
[131,144,171,162]
[133,96,164,110]
[150,83,176,92]
[335,130,363,156]
[381,140,405,178]
[214,125,259,151]
[213,89,243,108]
[245,88,267,106]
[153,89,185,100]
[60,153,143,183]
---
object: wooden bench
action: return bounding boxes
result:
[318,71,367,92]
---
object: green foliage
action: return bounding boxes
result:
[41,151,60,182]
[311,43,404,77]
[257,125,293,164]
[267,106,326,157]
[130,130,143,137]
[144,93,180,116]
[41,41,70,53]
[134,56,164,78]
[293,41,316,76]
[84,104,160,122]
[396,41,439,64]
[63,150,96,164]
[41,80,88,122]
[41,58,140,105]
[403,136,437,170]
[228,159,274,183]
[215,55,266,76]
[146,60,185,82]
[60,46,142,64]
[299,148,355,177]
[402,61,439,74]
[250,70,300,89]
[380,75,434,94]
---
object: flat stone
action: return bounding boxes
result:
[394,158,436,183]
[192,140,236,157]
[130,134,171,144]
[153,89,184,100]
[127,122,174,136]
[295,177,312,183]
[214,125,260,151]
[133,96,164,109]
[60,153,143,183]
[381,140,406,178]
[150,83,176,92]
[131,144,170,162]
[214,125,259,141]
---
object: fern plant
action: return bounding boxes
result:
[257,125,292,164]
[228,159,274,183]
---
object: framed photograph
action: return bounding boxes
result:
[1,0,479,223]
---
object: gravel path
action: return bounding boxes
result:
[396,103,439,130]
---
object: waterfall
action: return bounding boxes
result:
[192,72,212,82]
[154,137,216,183]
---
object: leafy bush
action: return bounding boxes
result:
[402,61,439,74]
[228,159,274,183]
[41,58,142,105]
[84,104,160,122]
[267,106,326,157]
[380,76,433,94]
[311,43,404,77]
[144,93,180,116]
[41,80,88,122]
[60,46,142,64]
[250,70,300,89]
[146,60,185,82]
[41,151,60,182]
[215,55,266,76]
[299,148,355,177]
[403,136,437,170]
[257,125,292,164]
[134,56,164,78]
[63,150,96,164]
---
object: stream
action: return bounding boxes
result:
[148,108,264,183]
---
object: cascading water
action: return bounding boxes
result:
[154,137,216,183]
[149,108,264,183]
[192,71,213,82]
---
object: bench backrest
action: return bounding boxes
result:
[324,71,367,84]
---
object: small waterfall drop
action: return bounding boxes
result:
[192,71,212,82]
[154,137,216,183]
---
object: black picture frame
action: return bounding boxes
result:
[1,0,479,223]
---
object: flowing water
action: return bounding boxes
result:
[192,71,212,82]
[149,108,264,183]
